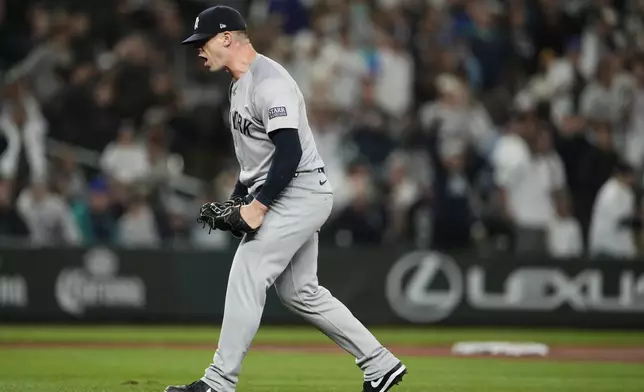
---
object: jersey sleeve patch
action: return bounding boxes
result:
[268,106,288,120]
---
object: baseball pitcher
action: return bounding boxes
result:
[165,6,407,392]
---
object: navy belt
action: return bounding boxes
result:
[295,167,325,176]
[254,167,324,195]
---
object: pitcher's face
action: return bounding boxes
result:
[199,33,229,72]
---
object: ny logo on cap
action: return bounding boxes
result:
[194,17,199,30]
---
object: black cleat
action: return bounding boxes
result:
[165,380,214,392]
[362,362,407,392]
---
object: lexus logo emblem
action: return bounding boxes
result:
[385,251,463,323]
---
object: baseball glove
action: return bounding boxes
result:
[219,203,259,236]
[197,196,254,238]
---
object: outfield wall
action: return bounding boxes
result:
[1,246,643,328]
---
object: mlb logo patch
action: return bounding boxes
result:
[268,106,287,120]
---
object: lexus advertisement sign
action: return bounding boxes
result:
[1,246,643,328]
[386,252,464,323]
[384,251,644,327]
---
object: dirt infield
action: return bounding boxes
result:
[2,342,644,364]
[254,344,644,364]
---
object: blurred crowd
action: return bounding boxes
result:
[2,0,644,259]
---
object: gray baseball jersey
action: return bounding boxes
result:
[200,53,402,392]
[228,54,324,192]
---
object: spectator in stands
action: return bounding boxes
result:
[100,121,150,185]
[116,185,160,248]
[161,197,191,244]
[47,64,116,149]
[67,9,95,64]
[383,151,425,243]
[547,191,584,258]
[507,0,538,76]
[625,53,644,170]
[71,177,116,245]
[150,1,185,58]
[347,105,396,170]
[4,0,644,256]
[16,182,80,246]
[625,0,644,52]
[0,75,48,186]
[19,4,74,103]
[405,191,433,250]
[287,32,317,103]
[144,119,173,191]
[111,33,156,124]
[429,139,476,251]
[579,7,625,81]
[532,0,582,59]
[267,0,311,36]
[545,37,585,130]
[411,6,452,104]
[419,74,496,156]
[535,126,567,202]
[0,179,29,240]
[579,55,624,130]
[106,177,129,220]
[49,147,87,203]
[558,121,618,240]
[589,161,639,259]
[325,163,387,247]
[372,31,414,120]
[492,106,554,255]
[320,26,370,112]
[150,70,180,117]
[457,0,511,91]
[89,78,122,149]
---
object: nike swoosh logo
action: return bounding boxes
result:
[370,378,383,388]
[319,179,327,186]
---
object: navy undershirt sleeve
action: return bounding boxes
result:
[230,179,248,199]
[255,128,302,207]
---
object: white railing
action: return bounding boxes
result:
[46,138,204,197]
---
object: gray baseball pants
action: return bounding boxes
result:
[201,169,400,392]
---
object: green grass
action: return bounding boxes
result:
[0,348,642,392]
[2,325,644,346]
[1,326,644,391]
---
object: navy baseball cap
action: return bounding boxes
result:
[181,5,247,46]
